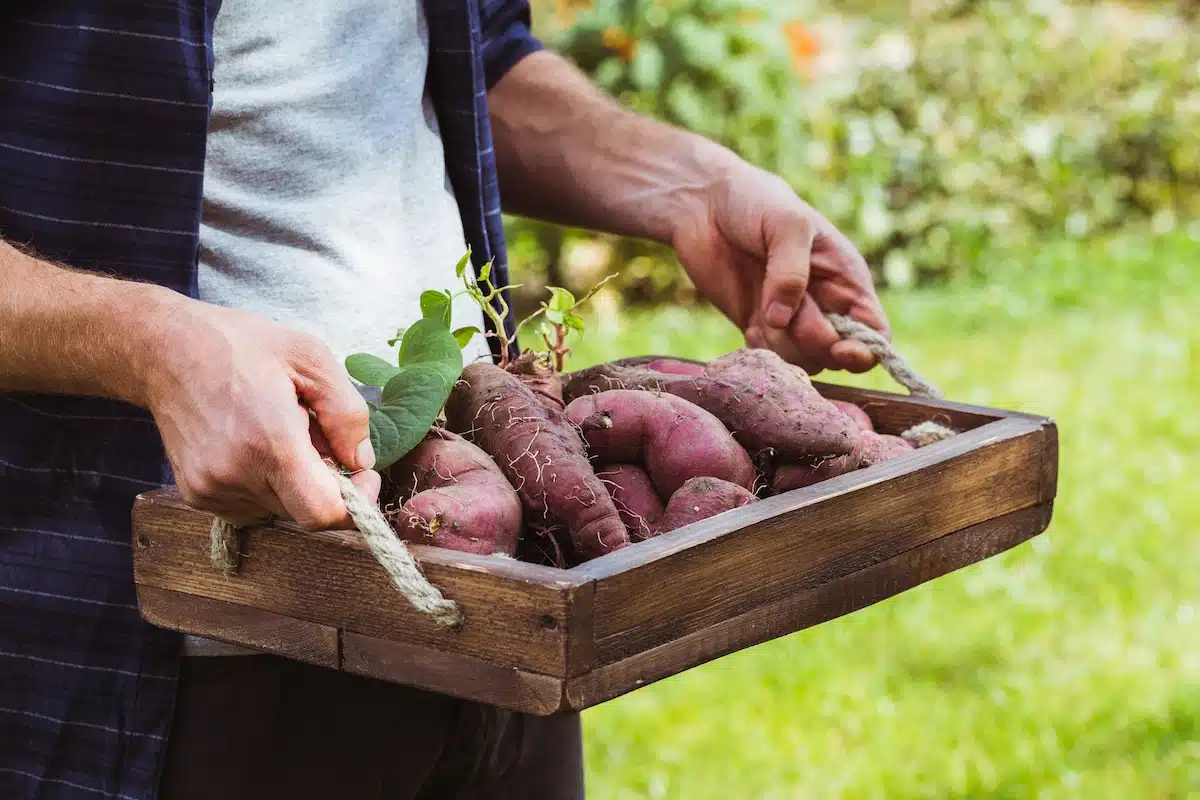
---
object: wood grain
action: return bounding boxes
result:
[564,502,1053,710]
[576,416,1055,664]
[132,492,584,675]
[137,585,339,669]
[341,632,565,716]
[811,381,1024,435]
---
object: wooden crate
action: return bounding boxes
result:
[131,383,1058,715]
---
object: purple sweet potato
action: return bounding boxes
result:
[564,348,856,460]
[857,430,914,466]
[771,430,914,493]
[596,464,664,541]
[565,389,756,497]
[506,351,564,411]
[386,430,522,556]
[610,355,707,376]
[444,362,629,560]
[771,449,861,493]
[831,399,874,433]
[657,476,758,534]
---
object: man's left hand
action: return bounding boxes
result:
[670,156,890,376]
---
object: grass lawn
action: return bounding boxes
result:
[551,233,1200,798]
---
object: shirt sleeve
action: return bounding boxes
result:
[479,0,544,89]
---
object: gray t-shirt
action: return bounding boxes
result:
[198,0,490,365]
[189,0,489,656]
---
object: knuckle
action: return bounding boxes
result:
[285,332,335,372]
[176,480,208,509]
[179,466,225,507]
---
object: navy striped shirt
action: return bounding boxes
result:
[0,2,540,798]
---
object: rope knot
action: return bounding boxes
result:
[209,468,463,630]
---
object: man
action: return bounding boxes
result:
[0,1,889,798]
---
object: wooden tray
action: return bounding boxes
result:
[131,383,1058,715]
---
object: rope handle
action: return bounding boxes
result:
[824,314,957,446]
[825,314,943,400]
[209,467,463,630]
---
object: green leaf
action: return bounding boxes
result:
[374,365,454,467]
[398,318,463,389]
[452,326,481,349]
[345,353,400,388]
[367,410,401,468]
[479,259,493,283]
[386,327,408,348]
[547,286,576,313]
[381,364,449,406]
[454,249,471,278]
[564,313,585,333]
[419,290,453,327]
[545,308,565,325]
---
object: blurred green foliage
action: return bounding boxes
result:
[509,0,1200,305]
[545,230,1200,798]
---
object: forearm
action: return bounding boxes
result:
[0,240,179,407]
[488,50,740,246]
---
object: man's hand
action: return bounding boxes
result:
[669,156,890,376]
[146,300,380,529]
[489,51,889,376]
[0,241,378,531]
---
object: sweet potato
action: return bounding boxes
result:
[608,355,707,376]
[385,430,522,556]
[506,351,564,411]
[771,449,861,493]
[857,430,914,466]
[565,389,756,497]
[771,430,914,493]
[444,363,629,560]
[564,348,856,460]
[596,464,664,541]
[657,476,758,534]
[832,400,874,433]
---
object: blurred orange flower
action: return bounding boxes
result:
[783,20,820,75]
[601,25,639,63]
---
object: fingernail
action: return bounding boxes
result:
[355,438,376,470]
[765,302,795,328]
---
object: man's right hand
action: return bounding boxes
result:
[0,240,378,531]
[144,299,381,530]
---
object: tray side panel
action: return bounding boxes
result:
[341,633,565,716]
[566,502,1052,711]
[132,497,573,675]
[138,585,341,669]
[587,417,1055,663]
[811,382,1022,435]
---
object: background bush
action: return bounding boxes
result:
[509,0,1200,309]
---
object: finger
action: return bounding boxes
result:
[825,299,889,373]
[309,411,333,458]
[745,317,825,376]
[267,436,354,531]
[829,340,878,373]
[210,503,277,528]
[348,469,382,507]
[760,212,816,329]
[784,297,847,373]
[289,337,375,472]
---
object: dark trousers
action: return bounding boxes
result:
[158,655,585,800]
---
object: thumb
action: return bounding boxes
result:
[760,214,816,329]
[291,345,375,472]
